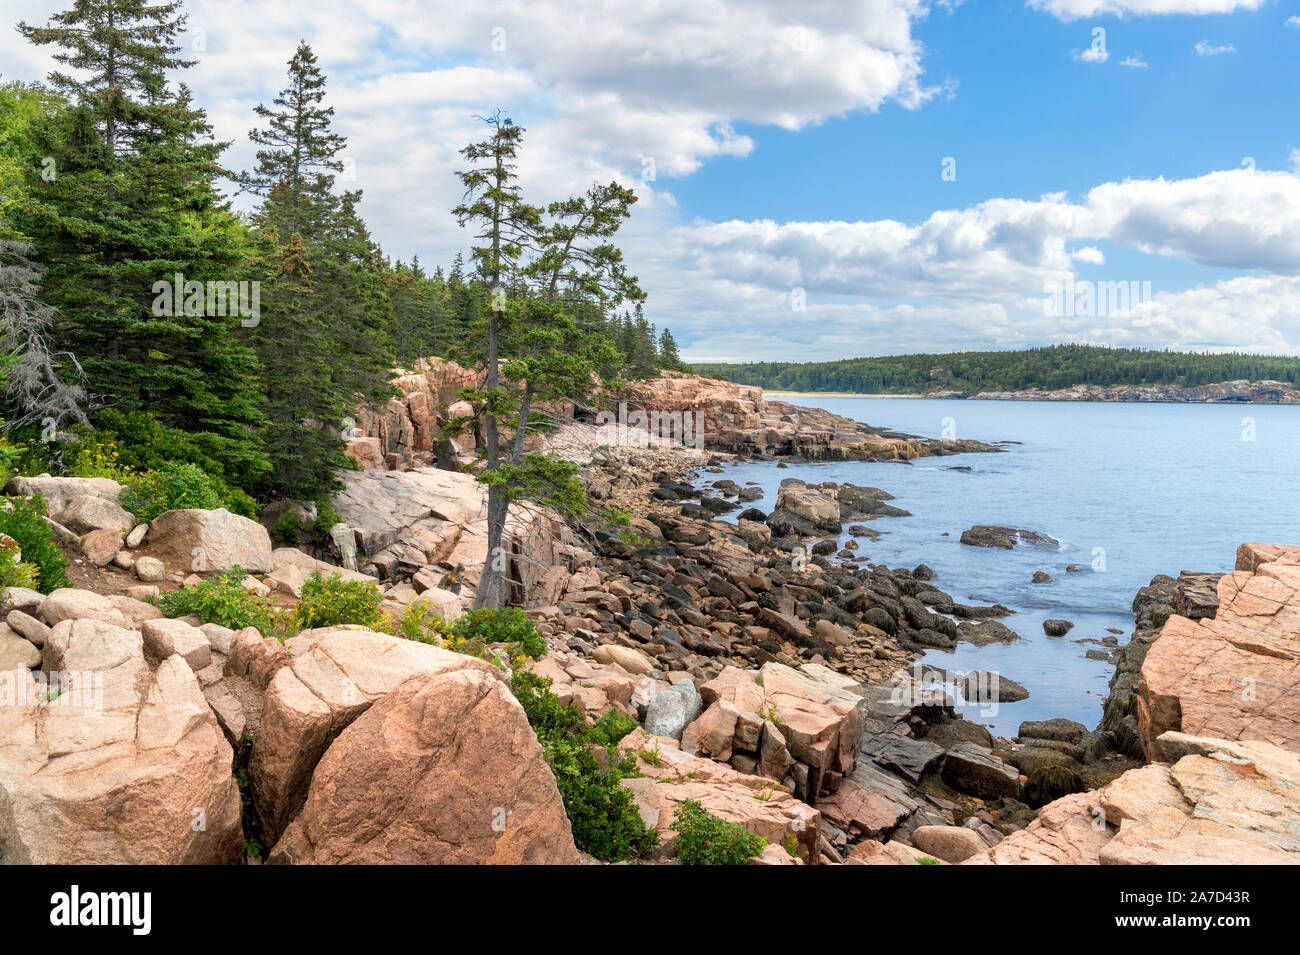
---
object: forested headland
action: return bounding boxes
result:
[0,0,684,576]
[692,344,1300,395]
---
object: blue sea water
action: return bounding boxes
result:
[698,397,1300,736]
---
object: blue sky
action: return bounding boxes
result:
[7,0,1300,361]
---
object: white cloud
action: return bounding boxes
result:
[659,167,1300,359]
[1073,46,1110,63]
[1286,14,1300,27]
[1120,53,1149,67]
[1193,40,1237,55]
[1029,0,1263,20]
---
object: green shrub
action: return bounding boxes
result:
[74,412,259,518]
[294,571,384,631]
[510,669,658,862]
[384,600,451,645]
[153,567,279,632]
[0,494,69,592]
[589,708,638,747]
[0,534,40,589]
[452,607,547,660]
[670,799,766,865]
[121,462,227,522]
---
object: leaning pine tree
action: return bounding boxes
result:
[451,113,642,608]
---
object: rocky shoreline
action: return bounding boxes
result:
[2,368,1298,865]
[904,379,1300,404]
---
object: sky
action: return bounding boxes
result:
[3,0,1299,362]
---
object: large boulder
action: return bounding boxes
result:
[39,588,128,628]
[144,507,274,574]
[249,627,503,842]
[1138,545,1300,757]
[0,619,242,863]
[268,668,581,864]
[4,475,126,519]
[965,734,1300,865]
[59,493,135,535]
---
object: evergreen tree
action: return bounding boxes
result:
[658,328,683,371]
[255,232,342,498]
[241,41,395,497]
[240,41,344,239]
[17,0,268,485]
[452,116,639,608]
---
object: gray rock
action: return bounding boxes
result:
[7,610,52,647]
[959,524,1058,550]
[58,494,135,535]
[0,629,40,669]
[126,524,149,548]
[199,623,235,655]
[1043,619,1074,637]
[1018,718,1087,744]
[3,587,44,615]
[941,742,1020,799]
[643,681,701,740]
[961,670,1029,703]
[134,556,166,582]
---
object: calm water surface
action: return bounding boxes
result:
[699,397,1300,736]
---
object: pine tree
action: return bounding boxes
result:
[241,41,395,498]
[256,232,342,498]
[17,0,268,485]
[452,117,639,608]
[658,328,683,371]
[240,41,344,239]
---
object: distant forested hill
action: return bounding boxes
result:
[691,345,1300,394]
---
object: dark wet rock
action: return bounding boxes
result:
[959,525,1058,550]
[1042,619,1073,637]
[941,743,1020,799]
[1174,571,1222,620]
[913,564,935,580]
[1018,718,1086,744]
[956,619,1020,646]
[1031,570,1053,584]
[923,718,994,750]
[1005,746,1083,807]
[961,671,1029,703]
[859,734,945,784]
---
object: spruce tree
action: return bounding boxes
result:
[17,0,268,486]
[241,41,395,498]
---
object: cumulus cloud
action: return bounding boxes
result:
[1073,45,1110,63]
[1193,40,1237,55]
[657,167,1300,359]
[1029,0,1263,20]
[1120,53,1149,67]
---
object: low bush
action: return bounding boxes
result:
[73,412,260,517]
[510,669,658,862]
[451,607,547,660]
[0,533,40,589]
[121,461,226,522]
[383,600,451,645]
[0,494,69,592]
[670,799,766,865]
[152,567,279,633]
[294,571,385,631]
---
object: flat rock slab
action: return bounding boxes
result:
[1138,544,1300,757]
[859,732,945,783]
